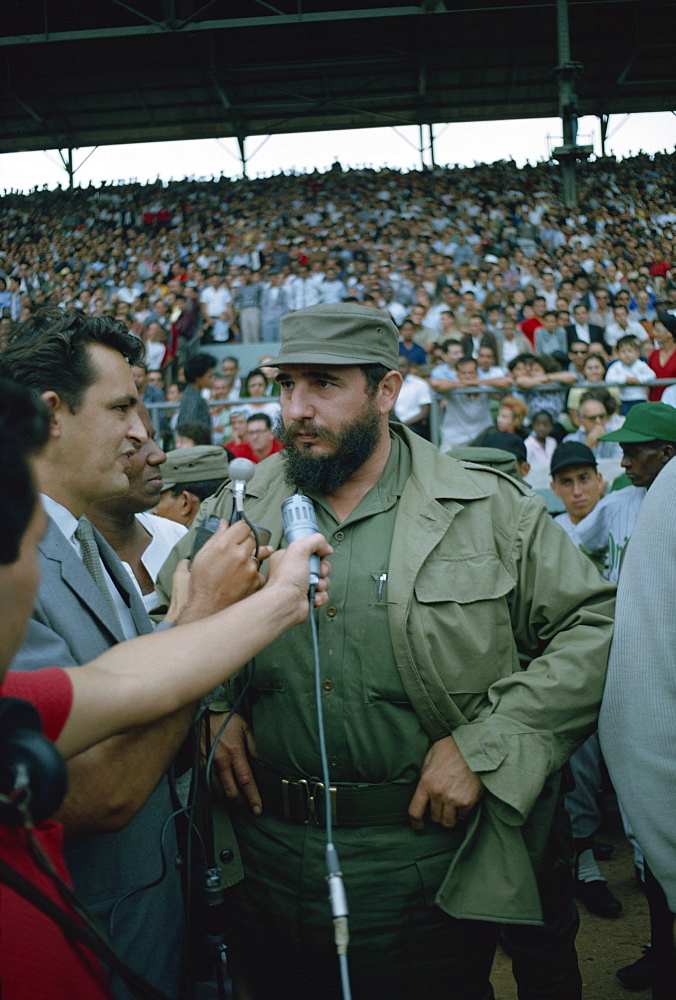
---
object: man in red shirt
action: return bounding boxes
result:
[518,295,548,346]
[230,413,284,464]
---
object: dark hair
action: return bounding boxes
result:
[532,409,554,425]
[247,412,272,429]
[616,335,640,351]
[360,363,390,398]
[580,387,617,416]
[457,355,478,368]
[0,379,50,563]
[184,353,217,384]
[535,353,561,373]
[583,353,608,373]
[171,479,223,502]
[175,421,212,445]
[440,338,462,351]
[0,308,144,412]
[507,353,537,372]
[245,368,269,393]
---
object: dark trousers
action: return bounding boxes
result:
[229,905,498,1000]
[501,862,581,1000]
[226,811,498,1000]
[645,863,676,1000]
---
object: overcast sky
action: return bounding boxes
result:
[1,111,674,194]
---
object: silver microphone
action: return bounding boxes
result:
[228,458,256,524]
[281,494,322,587]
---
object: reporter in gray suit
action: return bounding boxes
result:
[0,309,256,999]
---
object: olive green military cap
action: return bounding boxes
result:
[269,303,399,369]
[162,445,230,490]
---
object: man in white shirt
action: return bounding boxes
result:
[317,263,348,304]
[393,356,432,437]
[87,402,188,614]
[605,304,647,349]
[437,355,493,452]
[288,264,322,312]
[200,272,234,342]
[565,303,607,352]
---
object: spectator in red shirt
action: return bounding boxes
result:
[230,413,284,463]
[648,313,676,400]
[518,296,548,346]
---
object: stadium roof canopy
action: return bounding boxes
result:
[0,0,674,157]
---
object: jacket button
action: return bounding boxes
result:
[322,679,334,691]
[326,606,337,618]
[539,785,553,800]
[219,849,235,864]
[334,531,344,542]
[329,756,340,767]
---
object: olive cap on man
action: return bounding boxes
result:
[161,445,231,490]
[269,303,399,369]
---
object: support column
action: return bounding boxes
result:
[599,113,610,157]
[238,135,247,179]
[429,124,436,168]
[551,0,592,209]
[58,147,75,189]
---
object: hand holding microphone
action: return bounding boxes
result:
[266,531,332,616]
[282,494,323,587]
[178,520,273,624]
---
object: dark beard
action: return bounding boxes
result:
[277,405,382,494]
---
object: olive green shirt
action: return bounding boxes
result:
[251,433,430,783]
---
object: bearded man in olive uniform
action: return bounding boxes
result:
[158,303,614,1000]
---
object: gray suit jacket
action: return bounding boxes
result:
[10,514,183,1000]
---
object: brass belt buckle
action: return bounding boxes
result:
[299,779,337,826]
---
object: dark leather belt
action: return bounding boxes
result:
[252,761,414,828]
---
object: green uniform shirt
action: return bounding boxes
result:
[250,433,430,784]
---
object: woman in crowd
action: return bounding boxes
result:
[648,314,676,401]
[567,354,621,426]
[241,368,280,422]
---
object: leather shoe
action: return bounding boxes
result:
[592,841,615,861]
[574,879,623,918]
[616,946,653,990]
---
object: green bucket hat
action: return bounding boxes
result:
[269,303,399,369]
[599,402,676,443]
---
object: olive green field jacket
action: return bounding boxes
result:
[156,424,615,923]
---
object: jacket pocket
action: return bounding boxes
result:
[413,554,516,693]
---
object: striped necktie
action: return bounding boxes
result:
[75,517,121,627]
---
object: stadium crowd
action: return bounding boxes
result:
[1,149,676,999]
[1,149,674,458]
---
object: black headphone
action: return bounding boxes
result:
[0,697,69,826]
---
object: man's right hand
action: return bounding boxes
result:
[207,712,262,815]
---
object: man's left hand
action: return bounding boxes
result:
[408,735,484,830]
